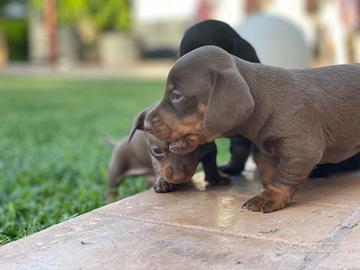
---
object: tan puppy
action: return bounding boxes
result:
[141,46,360,213]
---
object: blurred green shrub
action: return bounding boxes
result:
[31,0,131,31]
[0,19,28,61]
[0,0,12,10]
[60,0,131,32]
[89,0,131,32]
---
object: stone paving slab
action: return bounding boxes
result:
[0,215,309,270]
[1,172,360,269]
[101,172,360,245]
[296,172,360,209]
[316,224,360,270]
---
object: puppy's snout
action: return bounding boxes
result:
[177,163,186,173]
[164,164,189,183]
[165,166,174,179]
[171,172,187,182]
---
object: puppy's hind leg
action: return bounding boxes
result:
[107,168,127,202]
[107,147,129,202]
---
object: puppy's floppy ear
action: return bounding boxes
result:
[128,110,147,142]
[204,66,255,134]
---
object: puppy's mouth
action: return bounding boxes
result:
[169,134,205,154]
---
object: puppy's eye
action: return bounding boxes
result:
[169,89,184,102]
[150,146,165,158]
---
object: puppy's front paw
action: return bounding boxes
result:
[218,164,244,176]
[154,178,174,193]
[242,186,289,213]
[207,175,231,186]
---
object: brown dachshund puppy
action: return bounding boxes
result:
[106,112,229,201]
[142,46,360,213]
[180,20,360,178]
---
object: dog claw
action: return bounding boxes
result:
[242,196,263,211]
[243,191,287,213]
[154,178,174,193]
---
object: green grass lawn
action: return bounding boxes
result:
[0,76,230,244]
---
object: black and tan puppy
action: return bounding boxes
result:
[179,19,260,175]
[107,112,229,201]
[142,46,360,213]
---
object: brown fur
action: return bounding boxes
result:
[131,110,230,187]
[107,110,229,201]
[143,46,360,213]
[105,132,155,202]
[253,148,277,188]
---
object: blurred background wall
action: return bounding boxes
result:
[0,0,359,73]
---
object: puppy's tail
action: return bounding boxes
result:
[101,133,117,149]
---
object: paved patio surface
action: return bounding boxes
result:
[1,171,360,270]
